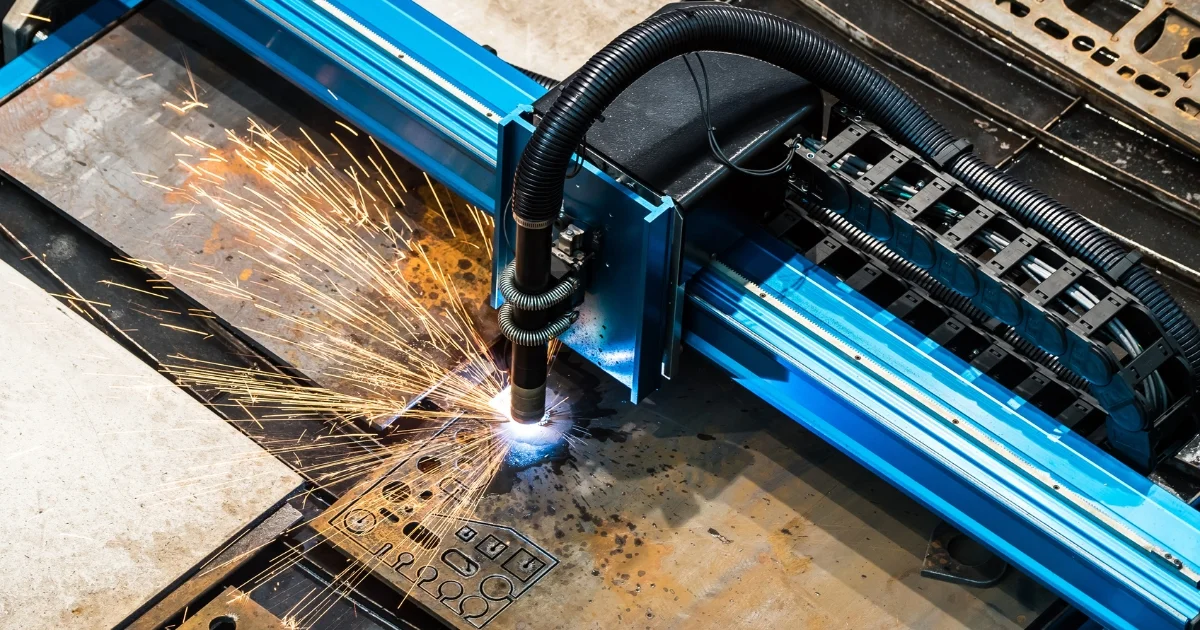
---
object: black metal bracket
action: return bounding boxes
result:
[921,521,1008,588]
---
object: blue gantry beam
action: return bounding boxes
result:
[689,232,1200,630]
[170,0,545,212]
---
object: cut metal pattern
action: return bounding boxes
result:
[317,420,557,629]
[932,0,1200,152]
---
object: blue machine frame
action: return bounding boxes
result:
[32,0,1198,627]
[0,0,143,104]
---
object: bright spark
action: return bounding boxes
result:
[119,89,569,626]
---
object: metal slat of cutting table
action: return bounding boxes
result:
[0,3,1054,628]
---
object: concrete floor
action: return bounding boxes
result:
[415,0,665,79]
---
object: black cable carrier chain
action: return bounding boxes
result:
[767,204,1107,440]
[788,109,1194,468]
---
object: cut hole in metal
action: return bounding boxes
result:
[1035,17,1070,40]
[416,456,442,473]
[1135,11,1168,54]
[380,507,401,523]
[1118,65,1136,78]
[995,0,1030,18]
[1177,97,1200,117]
[1184,38,1200,60]
[1135,73,1171,96]
[209,616,237,630]
[1091,46,1119,66]
[402,521,441,549]
[454,428,480,445]
[1073,35,1095,52]
[1064,0,1141,34]
[381,481,411,503]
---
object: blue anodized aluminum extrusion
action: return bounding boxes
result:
[0,0,145,103]
[688,231,1200,629]
[169,0,545,212]
[168,1,1200,626]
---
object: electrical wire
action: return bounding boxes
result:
[683,53,799,177]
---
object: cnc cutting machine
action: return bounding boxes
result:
[5,0,1200,628]
[168,1,1200,626]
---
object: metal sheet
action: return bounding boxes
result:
[784,0,1074,128]
[0,6,497,393]
[468,355,1053,629]
[178,587,289,630]
[0,258,301,630]
[0,4,1058,628]
[316,422,559,630]
[928,0,1200,155]
[685,234,1200,630]
[127,504,304,630]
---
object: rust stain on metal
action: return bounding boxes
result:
[468,364,1053,629]
[48,93,83,108]
[177,587,288,630]
[0,13,496,394]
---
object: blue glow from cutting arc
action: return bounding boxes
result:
[489,387,570,467]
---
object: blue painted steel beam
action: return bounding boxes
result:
[169,0,545,212]
[686,232,1200,630]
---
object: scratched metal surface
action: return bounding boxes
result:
[0,5,497,392]
[473,354,1053,629]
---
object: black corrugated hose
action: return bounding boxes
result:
[516,66,560,90]
[948,155,1200,384]
[506,2,1198,418]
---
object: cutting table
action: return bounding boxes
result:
[1,0,1199,629]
